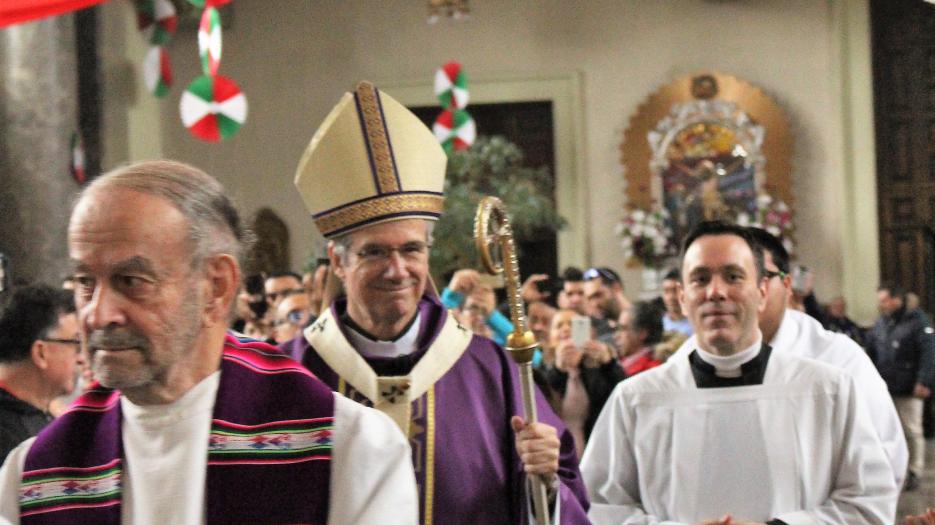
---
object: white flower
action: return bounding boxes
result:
[757,194,772,207]
[736,212,751,226]
[632,209,646,223]
[766,225,781,237]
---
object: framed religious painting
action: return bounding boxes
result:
[619,72,794,266]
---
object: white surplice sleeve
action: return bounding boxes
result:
[328,393,418,525]
[579,384,686,525]
[0,436,33,525]
[773,373,898,525]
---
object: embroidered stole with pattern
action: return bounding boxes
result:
[19,334,335,524]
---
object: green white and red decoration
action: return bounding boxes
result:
[135,0,177,46]
[186,0,232,8]
[433,61,474,152]
[198,7,222,76]
[434,61,469,109]
[180,75,247,142]
[143,46,172,97]
[433,108,476,153]
[70,132,86,184]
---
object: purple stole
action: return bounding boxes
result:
[18,334,335,524]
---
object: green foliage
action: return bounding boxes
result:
[430,136,566,280]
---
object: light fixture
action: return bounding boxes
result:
[427,0,470,24]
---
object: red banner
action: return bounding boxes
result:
[1,0,110,28]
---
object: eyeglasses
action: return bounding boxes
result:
[764,270,787,280]
[354,242,430,264]
[583,267,620,284]
[41,338,81,353]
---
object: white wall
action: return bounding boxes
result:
[99,0,880,321]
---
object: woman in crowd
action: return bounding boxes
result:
[544,309,625,457]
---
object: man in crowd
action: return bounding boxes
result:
[582,221,896,524]
[284,81,589,523]
[869,283,935,491]
[583,267,630,322]
[527,301,557,351]
[660,268,692,336]
[273,290,312,345]
[0,160,417,523]
[560,267,588,315]
[0,284,84,460]
[615,301,663,377]
[825,295,866,347]
[673,226,908,489]
[441,269,513,345]
[264,271,304,309]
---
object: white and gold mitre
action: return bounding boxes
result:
[294,81,448,239]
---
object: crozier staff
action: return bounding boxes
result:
[282,81,590,524]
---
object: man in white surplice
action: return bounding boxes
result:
[668,226,908,489]
[581,221,897,525]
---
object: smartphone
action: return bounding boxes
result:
[571,315,590,348]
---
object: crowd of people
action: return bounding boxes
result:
[0,81,934,523]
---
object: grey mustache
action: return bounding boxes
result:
[87,329,149,350]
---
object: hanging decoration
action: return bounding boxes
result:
[180,74,248,142]
[133,0,174,100]
[434,61,468,109]
[136,0,177,45]
[433,108,476,154]
[179,0,246,141]
[198,6,222,76]
[432,61,474,153]
[143,45,173,97]
[70,132,87,185]
[186,0,232,8]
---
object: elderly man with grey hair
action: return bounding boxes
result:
[0,160,417,524]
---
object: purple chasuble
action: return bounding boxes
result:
[287,295,590,524]
[19,334,334,524]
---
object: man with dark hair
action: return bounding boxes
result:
[264,271,304,308]
[660,268,692,336]
[870,282,935,490]
[615,301,663,377]
[0,160,416,523]
[0,284,83,460]
[583,267,631,321]
[560,266,587,315]
[583,220,896,524]
[734,227,908,489]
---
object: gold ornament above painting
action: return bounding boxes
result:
[619,72,794,263]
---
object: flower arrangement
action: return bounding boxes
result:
[615,207,677,268]
[736,193,795,254]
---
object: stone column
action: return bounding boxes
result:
[0,15,79,288]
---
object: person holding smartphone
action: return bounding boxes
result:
[544,309,624,458]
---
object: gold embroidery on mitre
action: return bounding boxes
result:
[314,193,445,238]
[355,82,400,194]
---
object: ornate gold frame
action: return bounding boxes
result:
[620,71,793,210]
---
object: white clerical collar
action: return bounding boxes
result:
[696,334,763,378]
[120,370,220,428]
[345,312,422,358]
